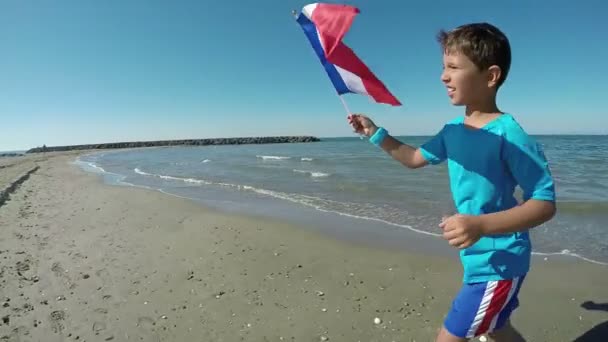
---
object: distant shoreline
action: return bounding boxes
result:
[25,136,321,153]
[5,133,606,154]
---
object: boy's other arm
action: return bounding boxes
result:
[479,128,557,235]
[447,174,556,246]
[441,128,556,248]
[477,199,556,235]
[479,131,557,234]
[441,197,556,249]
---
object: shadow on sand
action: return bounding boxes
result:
[573,301,608,342]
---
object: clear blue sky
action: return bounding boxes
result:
[1,0,606,151]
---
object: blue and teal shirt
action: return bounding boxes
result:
[419,113,555,283]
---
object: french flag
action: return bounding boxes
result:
[295,3,401,106]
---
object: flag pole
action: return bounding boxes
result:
[338,94,351,115]
[338,94,364,139]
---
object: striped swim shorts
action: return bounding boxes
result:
[444,275,525,338]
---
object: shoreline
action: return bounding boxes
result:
[76,149,608,267]
[1,152,606,341]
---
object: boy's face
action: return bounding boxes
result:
[440,51,492,106]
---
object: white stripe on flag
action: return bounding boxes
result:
[302,3,318,19]
[335,65,368,96]
[466,281,498,338]
[314,27,326,54]
[488,277,520,332]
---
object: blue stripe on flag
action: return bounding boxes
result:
[296,14,350,95]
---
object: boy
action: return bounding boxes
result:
[347,23,556,342]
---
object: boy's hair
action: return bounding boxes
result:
[437,23,511,88]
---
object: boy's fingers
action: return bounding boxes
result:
[347,115,359,125]
[449,235,467,246]
[457,242,470,249]
[347,114,368,133]
[442,229,458,240]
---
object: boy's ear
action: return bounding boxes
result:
[487,65,502,88]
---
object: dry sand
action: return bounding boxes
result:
[0,153,606,342]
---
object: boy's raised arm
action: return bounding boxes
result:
[377,135,429,169]
[348,114,430,169]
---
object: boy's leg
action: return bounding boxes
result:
[442,276,524,341]
[435,321,526,342]
[436,326,469,342]
[487,320,526,342]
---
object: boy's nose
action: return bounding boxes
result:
[441,71,449,83]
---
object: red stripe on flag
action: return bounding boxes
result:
[476,280,514,336]
[310,3,359,57]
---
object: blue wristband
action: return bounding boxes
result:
[369,127,388,147]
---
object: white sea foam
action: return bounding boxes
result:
[293,169,330,178]
[87,162,106,173]
[73,157,106,173]
[134,168,152,176]
[72,157,129,185]
[256,155,291,160]
[300,157,314,161]
[134,168,211,185]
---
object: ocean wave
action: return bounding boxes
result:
[300,157,314,161]
[134,168,211,185]
[87,162,106,173]
[201,159,211,163]
[129,168,436,237]
[256,155,291,160]
[293,169,330,178]
[226,187,441,237]
[73,158,106,173]
[133,168,152,176]
[73,157,132,185]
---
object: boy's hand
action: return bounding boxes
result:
[347,114,378,137]
[439,214,483,249]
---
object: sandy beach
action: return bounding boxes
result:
[0,152,606,342]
